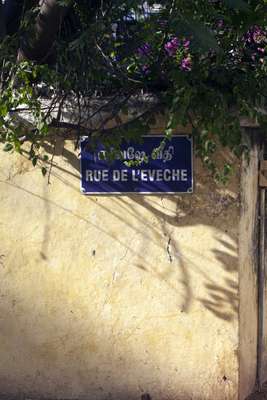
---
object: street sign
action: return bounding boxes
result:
[80,135,193,194]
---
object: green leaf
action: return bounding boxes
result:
[0,104,8,117]
[3,143,13,152]
[41,167,47,176]
[186,21,220,51]
[32,156,38,167]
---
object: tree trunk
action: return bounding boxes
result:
[18,0,70,63]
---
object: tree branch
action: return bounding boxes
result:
[49,102,159,137]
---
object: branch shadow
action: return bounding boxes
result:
[8,139,240,323]
[0,140,241,399]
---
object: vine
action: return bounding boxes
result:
[0,0,267,181]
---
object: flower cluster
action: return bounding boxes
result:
[164,37,192,71]
[136,36,192,77]
[137,43,152,57]
[243,25,266,64]
[245,25,266,45]
[136,42,152,76]
[180,56,192,71]
[164,37,180,56]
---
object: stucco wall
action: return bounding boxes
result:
[0,138,240,400]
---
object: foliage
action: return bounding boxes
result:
[0,0,267,181]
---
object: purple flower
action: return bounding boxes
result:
[164,37,180,56]
[137,43,152,57]
[252,26,266,44]
[142,64,150,75]
[180,56,192,71]
[170,37,179,47]
[257,47,265,54]
[217,19,224,29]
[244,25,266,45]
[182,39,190,49]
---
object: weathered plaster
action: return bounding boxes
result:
[0,140,240,399]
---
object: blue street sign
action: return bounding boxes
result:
[80,135,193,194]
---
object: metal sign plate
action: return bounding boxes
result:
[80,135,193,194]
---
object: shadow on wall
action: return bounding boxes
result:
[4,139,239,323]
[0,139,241,399]
[52,139,239,322]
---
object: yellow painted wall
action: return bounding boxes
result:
[0,139,240,399]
